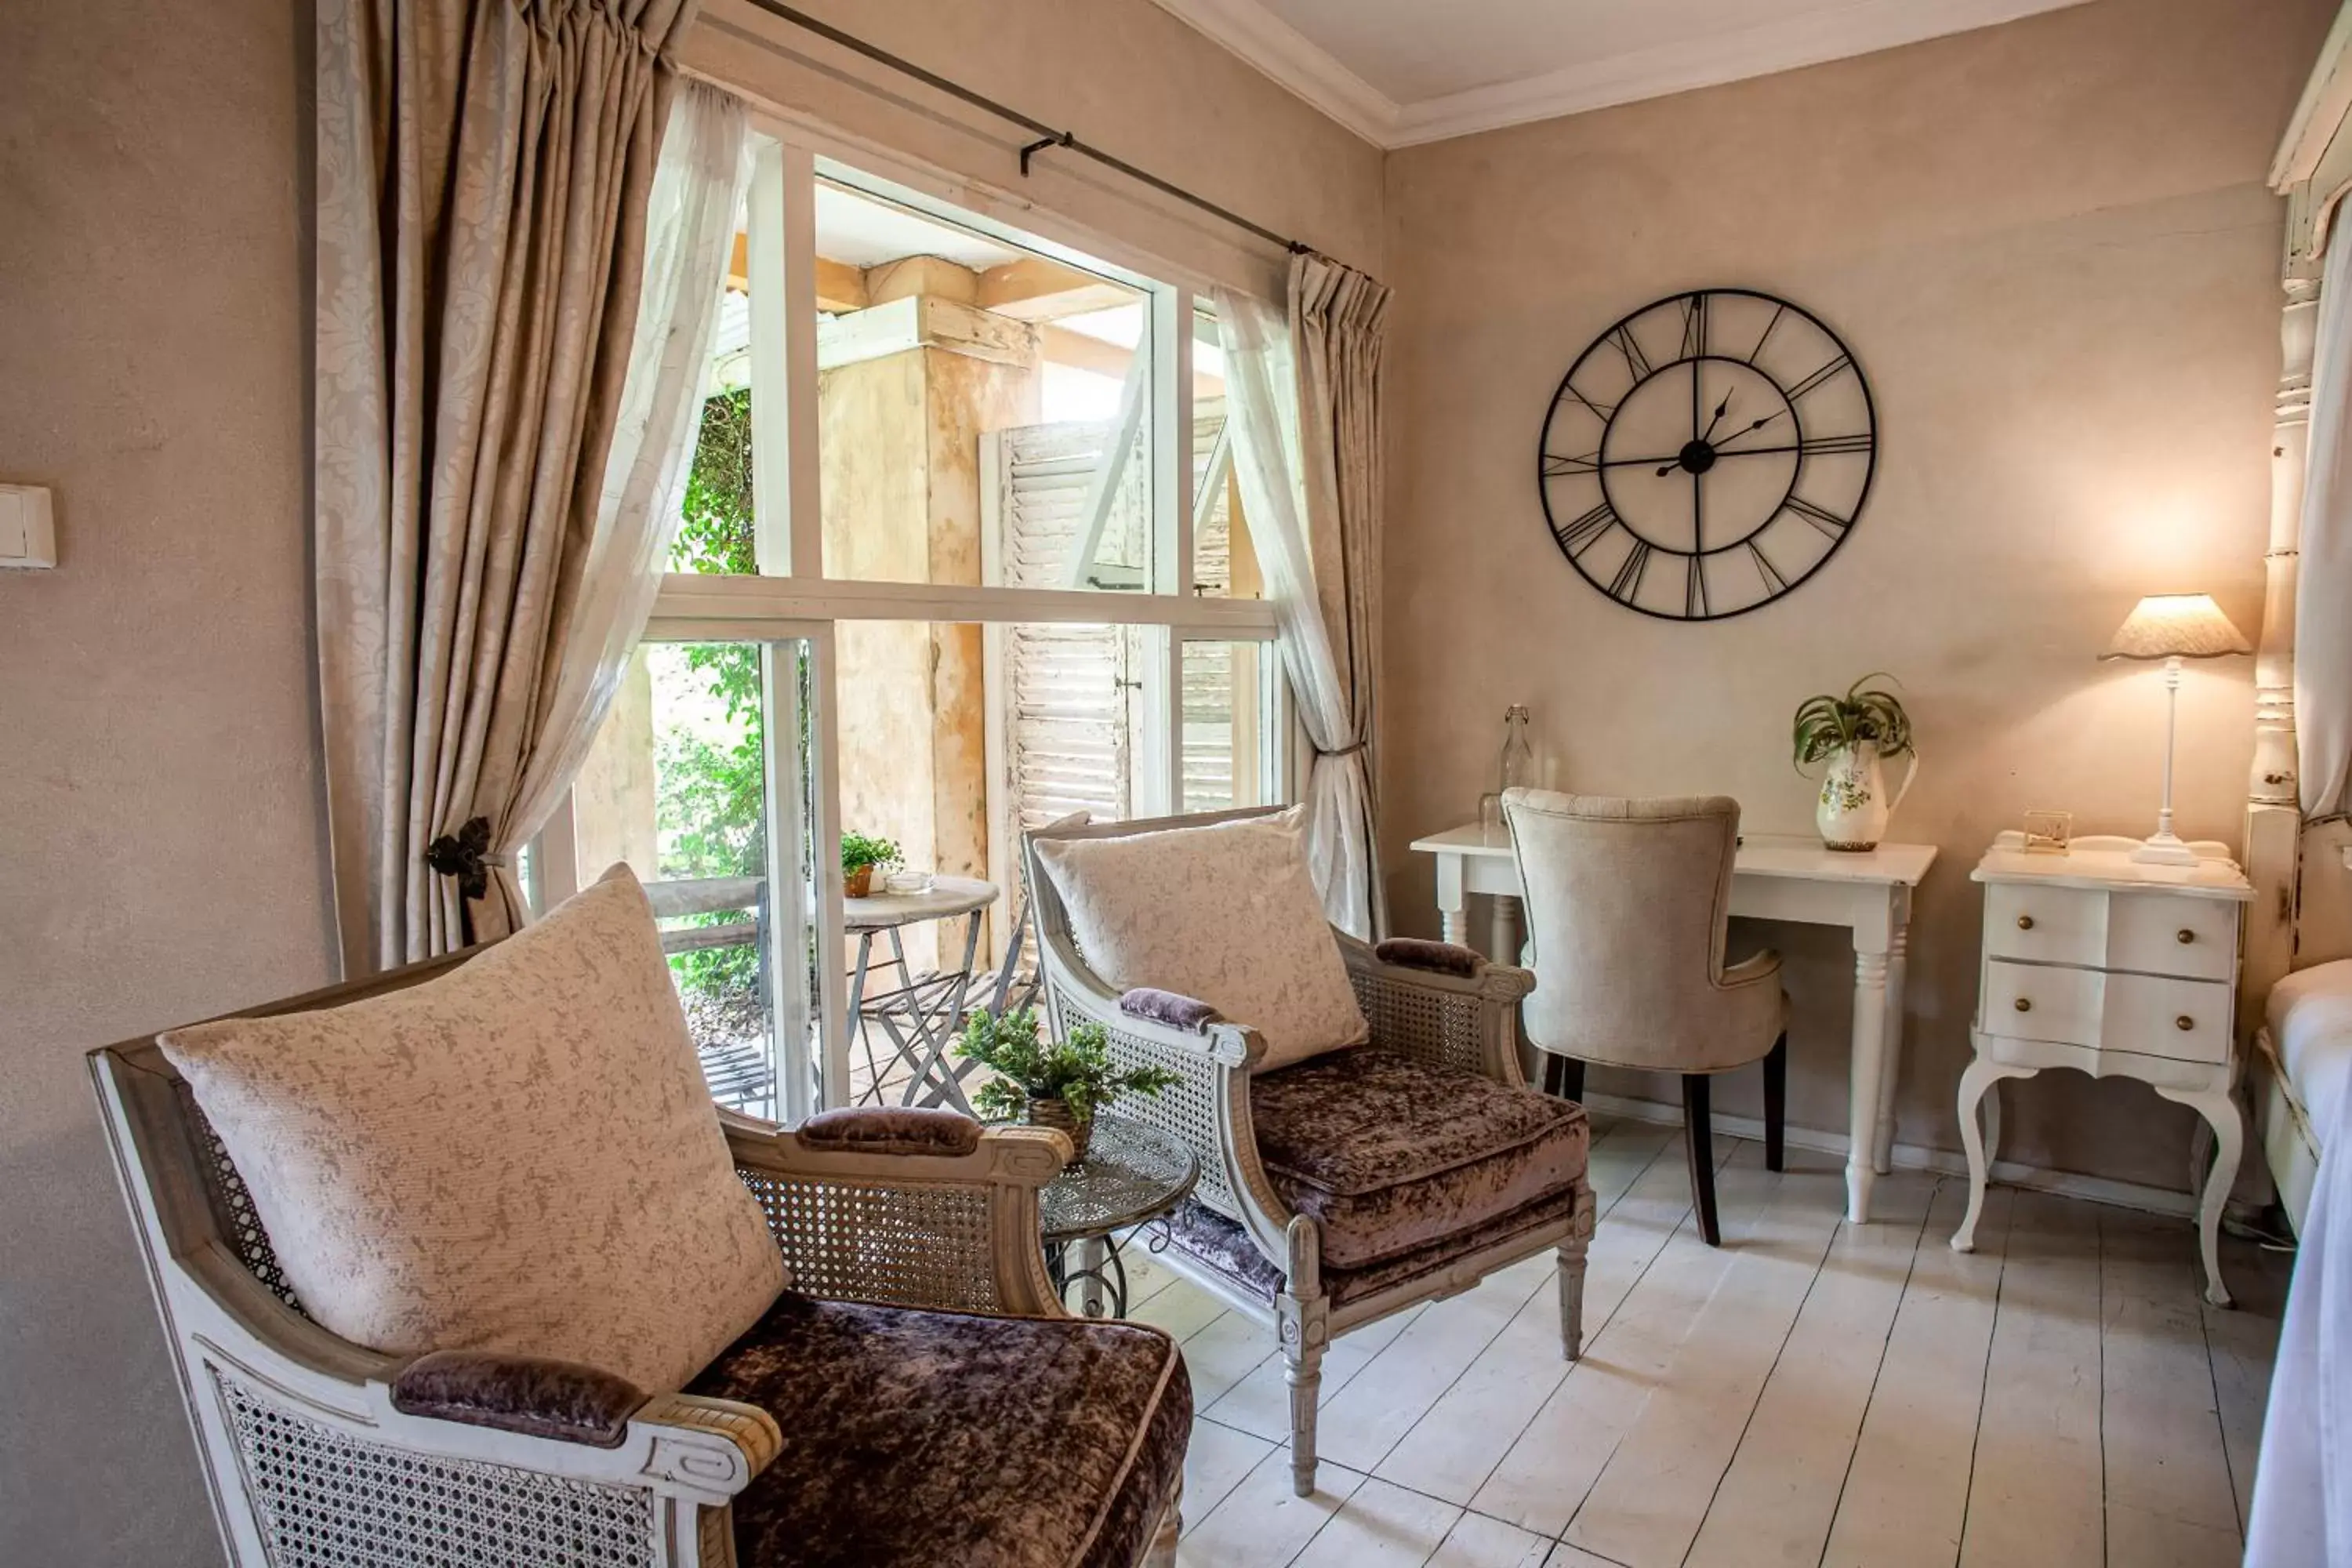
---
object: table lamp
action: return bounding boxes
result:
[2100,593,2252,865]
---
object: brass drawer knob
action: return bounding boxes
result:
[2014,997,2033,1012]
[2176,929,2195,944]
[2016,914,2035,931]
[2176,1014,2194,1031]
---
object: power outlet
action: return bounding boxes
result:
[0,485,57,569]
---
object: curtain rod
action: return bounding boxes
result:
[737,0,1310,256]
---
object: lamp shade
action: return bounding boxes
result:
[2100,594,2252,661]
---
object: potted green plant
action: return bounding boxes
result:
[840,831,900,898]
[956,1007,1181,1162]
[1792,673,1918,851]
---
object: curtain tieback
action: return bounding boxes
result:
[1315,739,1369,760]
[424,816,503,901]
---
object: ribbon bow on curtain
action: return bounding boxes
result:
[1214,252,1392,940]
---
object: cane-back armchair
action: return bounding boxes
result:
[1026,807,1596,1497]
[92,938,1187,1568]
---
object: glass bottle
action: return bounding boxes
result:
[1481,706,1534,844]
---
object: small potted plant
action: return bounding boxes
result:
[1792,673,1918,851]
[957,1007,1181,1163]
[840,831,900,898]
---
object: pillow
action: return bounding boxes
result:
[1034,808,1367,1071]
[161,865,785,1394]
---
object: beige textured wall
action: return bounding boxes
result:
[0,0,334,1563]
[1381,0,2333,1192]
[0,1,1378,1563]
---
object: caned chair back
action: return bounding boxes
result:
[1504,789,1780,1074]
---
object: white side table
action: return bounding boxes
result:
[1951,832,2252,1305]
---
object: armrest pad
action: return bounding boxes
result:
[391,1350,647,1449]
[798,1105,982,1156]
[1120,987,1222,1030]
[1373,938,1483,978]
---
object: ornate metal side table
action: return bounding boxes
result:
[1037,1116,1198,1318]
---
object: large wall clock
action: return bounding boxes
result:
[1538,289,1877,621]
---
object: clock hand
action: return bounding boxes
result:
[1699,393,1733,443]
[1711,410,1784,448]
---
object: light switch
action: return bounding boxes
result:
[0,485,56,569]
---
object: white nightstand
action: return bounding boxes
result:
[1951,832,2252,1305]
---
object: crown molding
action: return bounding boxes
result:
[1152,0,2091,151]
[1148,0,1402,147]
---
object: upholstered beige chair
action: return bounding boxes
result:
[1028,806,1596,1498]
[92,944,1188,1568]
[1504,789,1788,1247]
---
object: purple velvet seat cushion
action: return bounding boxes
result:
[1249,1047,1588,1270]
[390,1348,645,1448]
[688,1294,1189,1568]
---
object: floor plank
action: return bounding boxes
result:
[1132,1272,1230,1343]
[1427,1510,1555,1568]
[2202,1230,2294,1533]
[1819,1178,2012,1568]
[1682,1164,1938,1568]
[1178,1444,1367,1568]
[1203,1302,1423,1443]
[1290,1476,1465,1567]
[1468,1138,1753,1538]
[1183,1417,1281,1524]
[1374,1122,1681,1503]
[1560,1145,1849,1567]
[2100,1206,2242,1566]
[1955,1188,2105,1568]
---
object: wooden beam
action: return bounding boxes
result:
[864,254,980,307]
[978,256,1136,321]
[1040,324,1134,379]
[727,233,868,312]
[815,295,1039,372]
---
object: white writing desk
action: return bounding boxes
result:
[1409,823,1937,1224]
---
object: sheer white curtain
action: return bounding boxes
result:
[1217,281,1379,938]
[495,80,752,922]
[2297,231,2352,817]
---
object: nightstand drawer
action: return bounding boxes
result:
[2106,894,2236,981]
[1981,959,2101,1047]
[1984,884,2105,968]
[2101,972,2231,1065]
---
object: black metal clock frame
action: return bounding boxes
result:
[1537,288,1878,622]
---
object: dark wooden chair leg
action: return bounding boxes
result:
[1762,1033,1788,1174]
[1682,1073,1720,1247]
[1544,1054,1584,1102]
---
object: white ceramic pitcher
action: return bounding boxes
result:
[1815,740,1918,851]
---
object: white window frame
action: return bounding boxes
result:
[619,123,1286,1113]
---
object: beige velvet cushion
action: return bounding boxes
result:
[1035,808,1367,1071]
[160,865,786,1394]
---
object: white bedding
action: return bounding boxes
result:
[2247,964,2352,1566]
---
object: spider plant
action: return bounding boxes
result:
[1792,674,1914,768]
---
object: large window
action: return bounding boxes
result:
[566,134,1284,1120]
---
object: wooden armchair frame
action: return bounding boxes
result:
[1025,807,1596,1497]
[90,948,1177,1568]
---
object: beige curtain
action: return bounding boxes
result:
[1290,252,1392,938]
[314,0,697,971]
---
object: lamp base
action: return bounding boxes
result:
[2130,830,2200,866]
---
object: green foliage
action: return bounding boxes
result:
[659,389,764,1001]
[956,1007,1182,1123]
[1793,673,1914,768]
[841,831,901,873]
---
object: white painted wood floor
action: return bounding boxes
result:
[1118,1113,2292,1568]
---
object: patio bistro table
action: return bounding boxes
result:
[847,876,999,1114]
[1036,1116,1200,1318]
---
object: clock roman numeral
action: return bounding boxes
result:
[1555,380,1617,423]
[1542,449,1603,477]
[1609,539,1653,601]
[1798,431,1872,456]
[1787,354,1853,402]
[1784,495,1850,539]
[1679,294,1708,359]
[1749,303,1786,365]
[1748,539,1788,593]
[1555,499,1617,556]
[1685,555,1708,618]
[1609,325,1652,381]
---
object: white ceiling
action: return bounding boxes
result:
[1151,0,2091,147]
